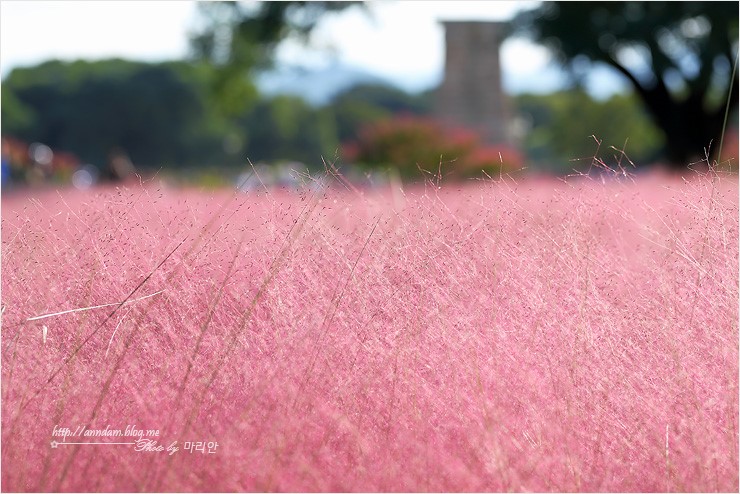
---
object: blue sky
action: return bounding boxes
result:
[0,1,629,98]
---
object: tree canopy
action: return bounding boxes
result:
[1,56,675,180]
[6,1,726,183]
[1,60,233,169]
[0,60,423,175]
[515,90,665,172]
[513,1,738,169]
[189,1,357,115]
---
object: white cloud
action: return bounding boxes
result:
[1,1,197,75]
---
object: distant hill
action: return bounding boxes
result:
[255,63,403,106]
[255,61,629,105]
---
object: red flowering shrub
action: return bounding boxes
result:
[344,116,524,180]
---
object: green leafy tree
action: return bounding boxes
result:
[0,88,34,134]
[513,1,738,169]
[1,60,233,169]
[239,95,339,166]
[189,1,358,116]
[515,90,666,172]
[331,83,432,142]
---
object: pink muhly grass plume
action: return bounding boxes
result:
[1,170,737,492]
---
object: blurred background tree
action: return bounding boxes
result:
[189,1,357,117]
[0,1,360,182]
[515,89,666,172]
[332,84,432,143]
[3,1,737,187]
[513,1,739,169]
[1,60,233,168]
[237,95,339,164]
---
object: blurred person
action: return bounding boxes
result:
[106,147,137,182]
[1,145,10,189]
[25,142,53,185]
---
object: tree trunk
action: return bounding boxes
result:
[655,93,723,170]
[605,57,738,171]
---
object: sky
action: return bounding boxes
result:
[0,0,627,97]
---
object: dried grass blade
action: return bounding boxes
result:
[26,290,165,322]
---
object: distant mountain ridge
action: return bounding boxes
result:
[255,63,401,106]
[254,61,628,105]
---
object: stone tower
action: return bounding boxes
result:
[435,21,511,145]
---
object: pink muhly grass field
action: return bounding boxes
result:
[1,170,737,492]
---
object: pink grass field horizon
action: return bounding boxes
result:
[1,170,738,492]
